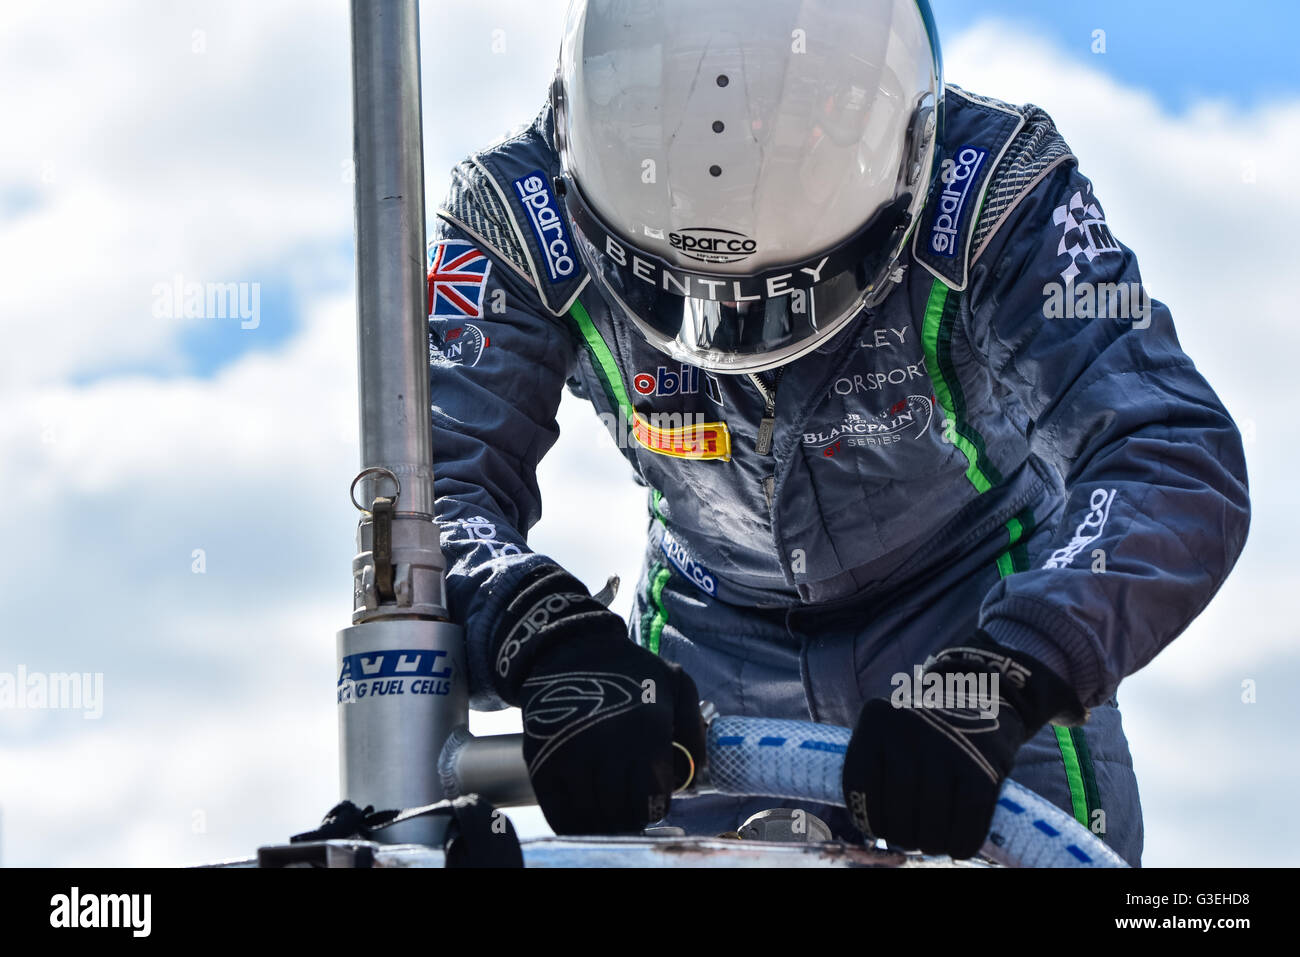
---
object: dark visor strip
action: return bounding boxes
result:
[562,178,913,304]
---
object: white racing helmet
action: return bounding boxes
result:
[553,0,943,374]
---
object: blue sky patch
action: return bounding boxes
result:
[931,0,1300,112]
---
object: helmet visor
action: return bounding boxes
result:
[564,178,913,374]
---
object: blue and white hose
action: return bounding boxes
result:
[702,715,1126,868]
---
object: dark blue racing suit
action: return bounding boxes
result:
[424,87,1251,865]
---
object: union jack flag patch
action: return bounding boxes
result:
[427,240,492,318]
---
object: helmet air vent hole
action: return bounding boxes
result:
[709,165,722,177]
[712,120,725,133]
[716,74,729,87]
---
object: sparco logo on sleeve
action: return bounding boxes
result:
[929,145,988,258]
[1043,488,1118,569]
[514,171,576,282]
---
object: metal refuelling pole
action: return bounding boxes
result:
[338,0,468,846]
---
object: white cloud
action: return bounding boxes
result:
[0,0,567,388]
[0,2,357,387]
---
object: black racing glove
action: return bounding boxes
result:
[841,631,1087,859]
[490,565,706,835]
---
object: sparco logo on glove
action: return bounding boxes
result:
[496,591,589,677]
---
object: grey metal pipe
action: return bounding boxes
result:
[338,0,463,845]
[347,0,448,623]
[439,729,537,808]
[350,0,435,518]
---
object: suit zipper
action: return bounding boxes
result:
[748,369,784,511]
[748,369,784,456]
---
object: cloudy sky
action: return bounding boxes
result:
[0,0,1296,867]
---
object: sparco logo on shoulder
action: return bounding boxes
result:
[669,227,758,265]
[514,171,576,282]
[929,145,988,258]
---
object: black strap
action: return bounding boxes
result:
[290,796,524,868]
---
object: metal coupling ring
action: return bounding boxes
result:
[350,466,401,512]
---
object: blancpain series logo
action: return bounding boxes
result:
[433,323,489,366]
[804,395,934,456]
[668,227,758,265]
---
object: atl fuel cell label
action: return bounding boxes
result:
[337,648,454,702]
